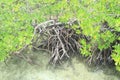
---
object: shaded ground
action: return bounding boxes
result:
[0,50,119,80]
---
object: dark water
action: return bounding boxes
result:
[0,51,119,80]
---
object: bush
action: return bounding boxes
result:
[0,0,120,70]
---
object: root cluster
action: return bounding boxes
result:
[31,19,81,65]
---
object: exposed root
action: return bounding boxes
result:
[32,19,81,65]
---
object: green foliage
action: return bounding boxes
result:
[0,0,42,61]
[111,44,120,71]
[97,31,116,51]
[80,39,91,57]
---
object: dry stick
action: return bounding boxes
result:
[60,30,69,50]
[47,31,51,50]
[34,20,55,34]
[32,20,55,43]
[71,37,81,50]
[87,45,98,65]
[12,44,35,64]
[32,34,41,46]
[103,50,106,65]
[13,44,29,56]
[61,34,75,53]
[47,35,57,51]
[53,27,69,59]
[49,40,58,63]
[32,46,52,54]
[64,29,76,52]
[49,38,59,63]
[57,42,62,64]
[53,42,60,64]
[97,51,102,60]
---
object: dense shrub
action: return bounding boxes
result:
[0,0,120,70]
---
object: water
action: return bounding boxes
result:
[0,50,119,80]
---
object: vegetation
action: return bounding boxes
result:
[0,0,120,71]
